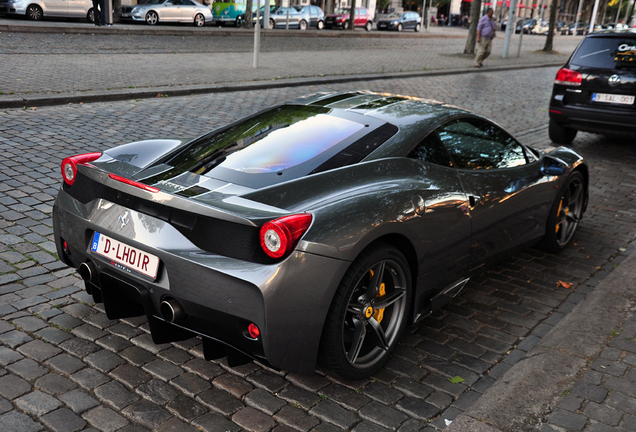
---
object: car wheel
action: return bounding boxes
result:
[87,7,95,23]
[317,20,324,30]
[319,243,411,380]
[194,13,205,27]
[299,19,307,30]
[268,18,274,29]
[26,4,43,20]
[415,23,421,32]
[235,16,242,27]
[343,20,349,29]
[365,21,372,31]
[145,10,158,25]
[548,119,577,144]
[397,23,403,32]
[538,171,585,253]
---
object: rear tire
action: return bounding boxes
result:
[268,18,274,29]
[319,243,411,380]
[87,7,95,23]
[538,172,585,253]
[317,20,324,30]
[549,119,577,144]
[365,21,372,31]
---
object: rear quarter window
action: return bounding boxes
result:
[570,37,636,68]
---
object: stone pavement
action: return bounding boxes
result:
[1,20,636,432]
[0,17,583,108]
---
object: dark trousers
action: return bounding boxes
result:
[92,0,101,25]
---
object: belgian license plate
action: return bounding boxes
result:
[121,13,130,17]
[90,232,159,279]
[592,93,635,105]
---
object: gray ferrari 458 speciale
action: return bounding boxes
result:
[53,91,588,379]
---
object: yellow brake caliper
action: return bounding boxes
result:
[556,199,565,234]
[369,270,386,323]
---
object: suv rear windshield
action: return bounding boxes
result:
[570,36,636,68]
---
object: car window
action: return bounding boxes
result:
[182,0,194,5]
[570,36,636,68]
[407,133,454,168]
[436,119,527,170]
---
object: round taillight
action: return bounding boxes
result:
[259,214,312,259]
[248,323,260,339]
[60,152,102,186]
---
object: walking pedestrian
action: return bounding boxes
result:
[475,7,496,68]
[92,0,102,25]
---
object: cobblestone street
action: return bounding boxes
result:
[1,24,636,432]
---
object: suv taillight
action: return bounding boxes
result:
[61,153,102,186]
[555,68,582,86]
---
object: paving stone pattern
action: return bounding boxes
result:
[1,53,636,431]
[543,310,636,432]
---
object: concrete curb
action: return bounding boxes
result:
[446,246,636,432]
[0,62,564,109]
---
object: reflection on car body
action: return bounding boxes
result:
[53,91,589,380]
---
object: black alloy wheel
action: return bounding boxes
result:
[538,171,586,253]
[319,243,411,380]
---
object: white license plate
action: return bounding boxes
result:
[91,232,160,279]
[592,93,635,105]
[121,13,130,17]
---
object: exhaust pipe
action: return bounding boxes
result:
[160,298,185,323]
[79,262,97,282]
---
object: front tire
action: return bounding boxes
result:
[145,10,158,25]
[538,172,585,253]
[397,23,403,32]
[549,119,577,144]
[317,20,324,30]
[299,19,307,30]
[26,4,43,20]
[194,13,205,27]
[268,18,274,29]
[319,243,412,380]
[415,23,421,32]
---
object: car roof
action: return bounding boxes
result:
[585,29,636,37]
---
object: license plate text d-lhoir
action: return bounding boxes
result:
[91,232,160,279]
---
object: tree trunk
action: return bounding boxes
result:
[542,0,558,51]
[464,0,482,54]
[348,0,356,30]
[244,0,253,28]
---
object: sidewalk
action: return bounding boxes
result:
[0,18,583,108]
[447,242,636,431]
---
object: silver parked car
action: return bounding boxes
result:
[0,0,94,21]
[268,5,324,30]
[119,0,213,26]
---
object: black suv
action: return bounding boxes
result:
[549,30,636,144]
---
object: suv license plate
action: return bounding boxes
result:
[91,232,160,279]
[592,93,635,105]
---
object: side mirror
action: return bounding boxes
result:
[541,156,566,176]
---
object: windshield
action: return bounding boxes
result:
[386,12,401,18]
[335,8,350,14]
[571,37,636,68]
[140,0,167,4]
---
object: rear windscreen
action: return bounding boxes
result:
[570,37,636,68]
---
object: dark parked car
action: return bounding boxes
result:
[377,11,422,31]
[324,6,373,31]
[54,91,588,379]
[549,30,636,143]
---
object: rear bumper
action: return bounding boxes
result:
[53,188,350,374]
[549,101,636,135]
